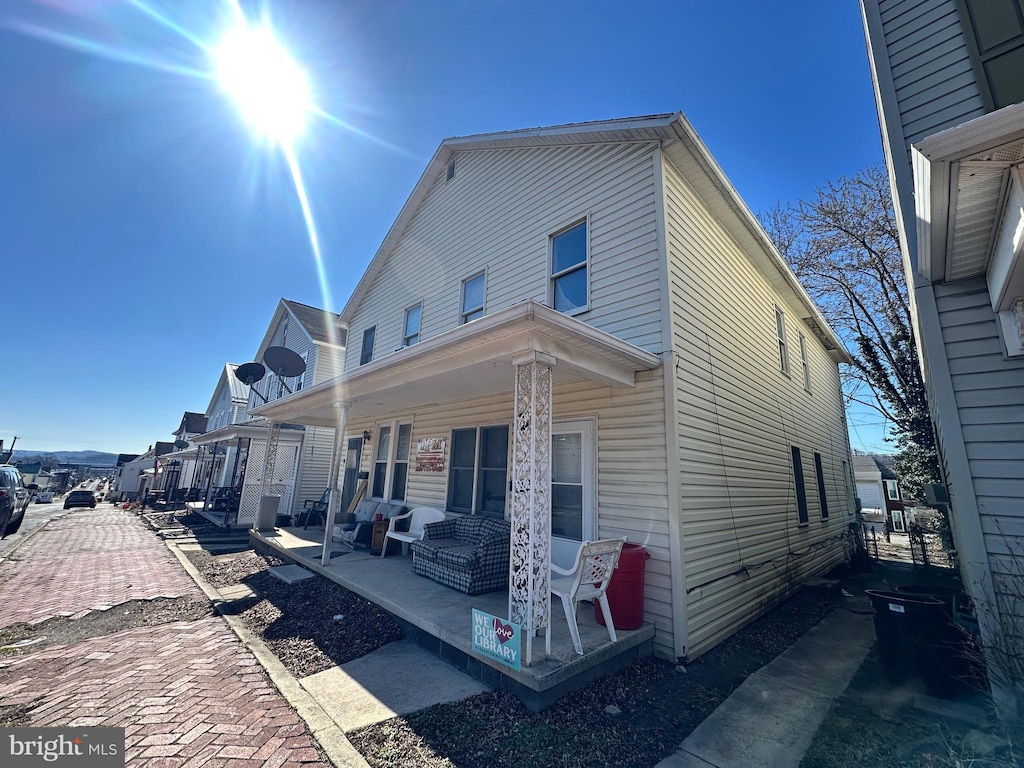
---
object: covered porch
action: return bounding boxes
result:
[252,525,655,710]
[249,299,662,673]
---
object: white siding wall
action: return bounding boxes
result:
[935,278,1024,615]
[662,157,854,659]
[207,384,236,431]
[344,142,663,371]
[339,370,677,658]
[879,0,985,147]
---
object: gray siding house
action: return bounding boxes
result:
[193,299,346,525]
[252,114,858,665]
[861,0,1024,715]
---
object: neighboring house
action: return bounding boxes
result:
[117,443,174,501]
[861,0,1024,715]
[252,113,858,665]
[13,461,43,488]
[853,454,908,531]
[192,299,347,526]
[155,412,210,499]
[108,453,139,500]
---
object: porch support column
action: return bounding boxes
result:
[508,352,554,666]
[260,421,281,499]
[322,404,350,566]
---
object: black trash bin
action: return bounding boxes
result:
[896,584,979,697]
[866,589,945,684]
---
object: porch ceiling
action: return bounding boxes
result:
[193,419,305,445]
[250,300,662,427]
[913,102,1024,287]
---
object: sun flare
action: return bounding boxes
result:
[212,23,309,144]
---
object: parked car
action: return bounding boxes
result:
[36,491,54,504]
[64,490,97,509]
[0,465,30,537]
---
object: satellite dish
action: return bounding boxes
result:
[263,346,306,378]
[235,362,266,385]
[174,440,189,450]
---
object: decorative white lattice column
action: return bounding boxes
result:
[508,352,554,666]
[322,404,349,566]
[260,421,281,498]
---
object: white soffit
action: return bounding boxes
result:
[948,139,1024,281]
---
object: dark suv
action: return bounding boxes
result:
[0,465,30,538]
[64,490,97,510]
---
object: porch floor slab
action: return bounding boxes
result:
[252,526,655,710]
[299,639,490,732]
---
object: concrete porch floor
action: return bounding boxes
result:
[251,525,655,710]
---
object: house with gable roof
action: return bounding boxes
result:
[191,299,346,525]
[250,113,859,670]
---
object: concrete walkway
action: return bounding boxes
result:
[656,594,875,768]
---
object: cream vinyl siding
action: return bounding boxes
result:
[935,278,1024,611]
[340,370,677,658]
[662,157,852,659]
[879,0,985,147]
[343,141,663,372]
[291,425,337,516]
[207,384,236,431]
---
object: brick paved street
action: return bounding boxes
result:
[0,507,333,768]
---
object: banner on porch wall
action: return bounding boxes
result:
[414,438,446,473]
[471,609,521,671]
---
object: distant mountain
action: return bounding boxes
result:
[10,450,119,466]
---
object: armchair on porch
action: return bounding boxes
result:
[547,538,626,656]
[380,507,446,558]
[333,500,407,548]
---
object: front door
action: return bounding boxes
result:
[340,437,364,514]
[550,419,596,570]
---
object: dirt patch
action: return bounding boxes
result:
[349,587,839,768]
[0,597,213,658]
[185,548,405,678]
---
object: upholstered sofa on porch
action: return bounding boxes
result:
[410,515,511,595]
[333,499,407,548]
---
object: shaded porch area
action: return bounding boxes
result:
[251,525,655,711]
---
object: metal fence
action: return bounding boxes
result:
[860,521,954,570]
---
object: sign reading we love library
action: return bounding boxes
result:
[471,609,521,671]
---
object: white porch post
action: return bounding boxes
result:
[322,405,349,566]
[508,352,554,666]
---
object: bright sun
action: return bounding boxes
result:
[212,24,310,145]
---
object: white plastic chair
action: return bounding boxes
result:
[547,537,626,655]
[381,506,446,558]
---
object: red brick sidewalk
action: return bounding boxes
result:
[0,506,334,768]
[0,618,328,768]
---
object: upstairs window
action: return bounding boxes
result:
[403,304,421,346]
[551,220,588,314]
[799,332,811,391]
[957,0,1024,109]
[446,158,457,182]
[461,273,485,324]
[884,479,900,500]
[775,306,790,375]
[360,326,376,366]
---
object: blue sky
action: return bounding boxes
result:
[1,0,890,455]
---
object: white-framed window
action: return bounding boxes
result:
[550,219,589,315]
[447,424,509,517]
[370,421,413,501]
[294,351,308,392]
[403,304,421,347]
[446,158,457,182]
[461,272,485,324]
[360,326,375,366]
[884,479,900,501]
[775,306,790,375]
[792,446,809,524]
[799,332,811,391]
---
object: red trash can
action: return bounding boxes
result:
[596,543,650,630]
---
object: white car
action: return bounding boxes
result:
[36,491,54,503]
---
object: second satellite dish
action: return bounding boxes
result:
[263,346,307,378]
